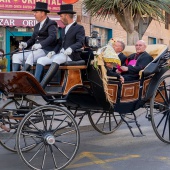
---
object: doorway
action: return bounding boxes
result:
[6,29,32,71]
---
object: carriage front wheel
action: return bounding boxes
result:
[16,105,80,170]
[150,74,170,144]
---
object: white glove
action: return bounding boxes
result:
[19,42,27,49]
[60,48,65,53]
[32,43,42,50]
[64,47,72,56]
[47,51,55,58]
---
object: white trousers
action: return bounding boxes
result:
[37,53,72,66]
[12,49,46,66]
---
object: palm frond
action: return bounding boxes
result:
[83,0,170,21]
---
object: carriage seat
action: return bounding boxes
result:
[60,60,85,66]
[32,60,86,70]
[123,44,168,60]
[143,44,168,77]
[58,60,87,70]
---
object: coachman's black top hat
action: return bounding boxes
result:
[32,2,50,13]
[57,4,76,15]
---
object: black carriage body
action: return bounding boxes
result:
[86,64,145,113]
[82,44,170,113]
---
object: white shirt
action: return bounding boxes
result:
[65,21,75,34]
[39,18,47,30]
[60,21,75,53]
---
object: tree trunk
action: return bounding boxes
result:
[127,31,139,45]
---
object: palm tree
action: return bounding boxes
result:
[83,0,170,45]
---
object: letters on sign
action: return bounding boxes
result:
[0,0,62,12]
[0,18,37,27]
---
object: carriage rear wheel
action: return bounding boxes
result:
[0,97,40,152]
[88,110,122,134]
[150,74,170,144]
[16,105,80,170]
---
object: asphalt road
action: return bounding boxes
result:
[1,109,170,170]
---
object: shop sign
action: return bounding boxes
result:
[0,18,37,27]
[0,16,64,27]
[0,0,62,12]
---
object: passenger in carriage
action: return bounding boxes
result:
[34,4,85,88]
[116,40,153,81]
[12,2,58,71]
[112,40,127,66]
[102,40,125,83]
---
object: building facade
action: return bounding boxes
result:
[74,0,170,48]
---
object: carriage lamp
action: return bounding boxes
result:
[86,31,101,50]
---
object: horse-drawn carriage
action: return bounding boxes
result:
[0,43,170,170]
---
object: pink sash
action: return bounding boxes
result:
[128,59,137,66]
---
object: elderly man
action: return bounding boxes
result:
[117,40,153,81]
[34,4,85,88]
[12,2,58,71]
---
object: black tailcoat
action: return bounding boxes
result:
[54,22,85,61]
[27,17,58,51]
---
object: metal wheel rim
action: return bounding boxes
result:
[150,74,170,144]
[16,105,80,170]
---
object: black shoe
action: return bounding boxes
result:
[12,63,21,71]
[21,64,31,71]
[41,62,59,89]
[34,64,44,82]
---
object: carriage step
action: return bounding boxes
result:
[120,113,144,137]
[126,125,145,138]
